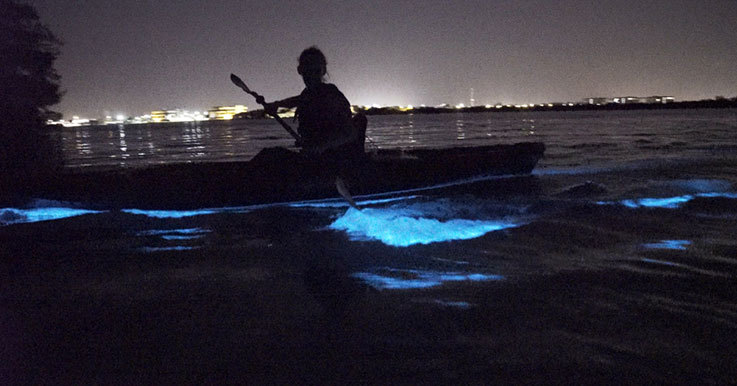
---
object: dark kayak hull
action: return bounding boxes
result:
[42,142,545,209]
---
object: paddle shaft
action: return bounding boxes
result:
[230,74,302,142]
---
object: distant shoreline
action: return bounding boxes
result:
[234,98,737,120]
[359,99,737,116]
[52,100,737,127]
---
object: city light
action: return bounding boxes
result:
[43,94,685,127]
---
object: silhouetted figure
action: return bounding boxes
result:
[264,46,365,155]
[262,47,366,206]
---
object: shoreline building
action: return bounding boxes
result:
[585,96,675,105]
[207,105,248,120]
[150,109,207,122]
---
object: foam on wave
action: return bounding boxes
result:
[329,202,521,247]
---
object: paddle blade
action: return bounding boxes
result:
[230,73,249,92]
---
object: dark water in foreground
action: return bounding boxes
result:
[2,109,737,383]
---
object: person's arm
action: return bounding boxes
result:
[263,95,300,115]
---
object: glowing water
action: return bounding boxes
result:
[641,258,682,267]
[532,166,612,176]
[140,246,199,253]
[598,192,737,209]
[433,300,473,308]
[671,179,731,193]
[0,207,105,225]
[289,195,418,208]
[136,228,209,235]
[329,207,519,247]
[123,208,219,218]
[643,240,691,250]
[414,299,474,308]
[161,235,205,240]
[621,196,693,209]
[353,268,504,290]
[136,228,211,240]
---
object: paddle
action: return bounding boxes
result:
[229,73,302,142]
[229,73,359,209]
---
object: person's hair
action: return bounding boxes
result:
[298,46,327,78]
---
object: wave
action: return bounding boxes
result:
[328,199,524,247]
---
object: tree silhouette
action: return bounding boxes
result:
[1,0,63,190]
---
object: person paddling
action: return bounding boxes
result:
[264,46,365,154]
[263,46,366,206]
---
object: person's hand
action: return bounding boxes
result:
[263,102,277,116]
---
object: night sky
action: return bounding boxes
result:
[28,0,737,119]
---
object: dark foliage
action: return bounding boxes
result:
[0,0,63,193]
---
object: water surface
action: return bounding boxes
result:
[3,108,737,383]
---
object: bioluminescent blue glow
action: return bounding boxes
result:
[431,257,470,265]
[621,195,694,209]
[161,235,205,240]
[532,166,610,176]
[0,207,105,226]
[140,246,199,253]
[136,228,209,236]
[353,268,503,290]
[432,299,473,308]
[414,298,473,308]
[643,240,691,250]
[289,195,418,208]
[672,179,731,193]
[698,192,737,199]
[641,258,682,267]
[136,228,211,240]
[329,207,518,247]
[123,208,218,218]
[353,272,439,289]
[598,192,737,209]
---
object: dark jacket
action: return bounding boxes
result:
[296,83,353,148]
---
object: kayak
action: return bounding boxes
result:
[42,142,545,209]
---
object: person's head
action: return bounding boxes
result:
[298,46,327,88]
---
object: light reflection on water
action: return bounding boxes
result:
[60,110,737,170]
[456,118,465,140]
[61,114,548,169]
